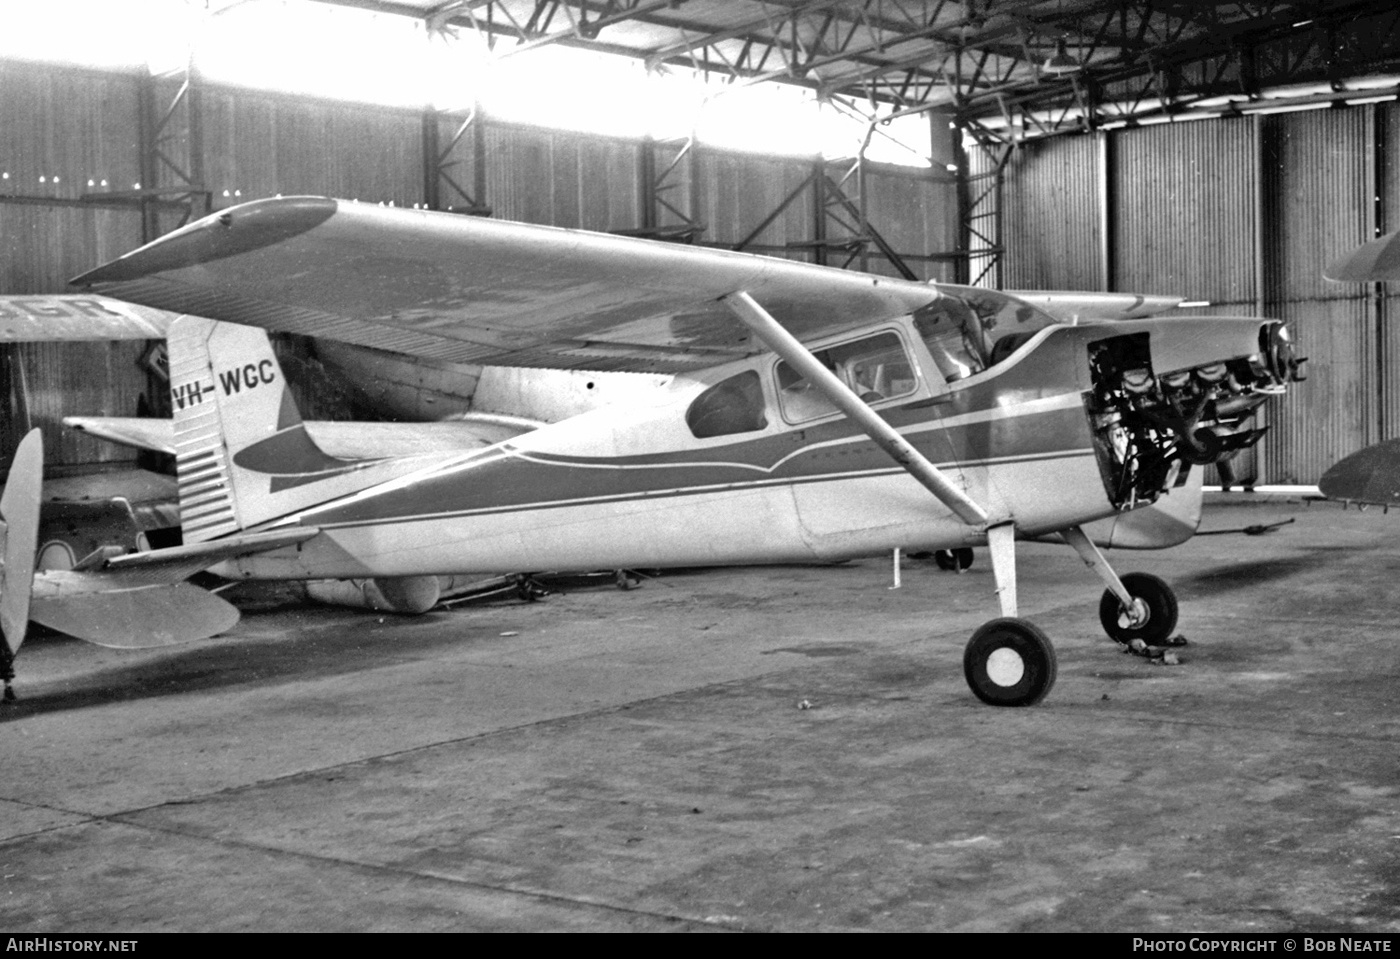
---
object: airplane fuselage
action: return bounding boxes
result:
[215,311,1280,580]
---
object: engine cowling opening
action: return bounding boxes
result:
[1086,323,1304,510]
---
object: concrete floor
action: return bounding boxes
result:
[0,495,1397,932]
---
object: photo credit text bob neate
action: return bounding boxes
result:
[1134,940,1393,953]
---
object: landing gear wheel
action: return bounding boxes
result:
[934,547,974,571]
[1099,572,1178,645]
[1185,427,1223,465]
[963,618,1057,707]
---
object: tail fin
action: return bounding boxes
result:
[168,316,397,542]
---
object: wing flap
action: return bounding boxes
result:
[73,196,941,373]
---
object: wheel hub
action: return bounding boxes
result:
[985,647,1025,687]
[1118,597,1150,630]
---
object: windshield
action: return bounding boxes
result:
[914,289,1059,382]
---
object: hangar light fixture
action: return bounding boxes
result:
[1041,38,1080,76]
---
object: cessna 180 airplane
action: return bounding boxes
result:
[62,195,1305,706]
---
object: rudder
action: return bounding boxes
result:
[168,316,392,542]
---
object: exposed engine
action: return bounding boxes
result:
[1087,322,1305,509]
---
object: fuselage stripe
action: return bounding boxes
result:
[308,447,1095,532]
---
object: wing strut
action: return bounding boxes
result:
[721,291,988,526]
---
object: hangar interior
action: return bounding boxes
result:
[3,0,1400,935]
[3,0,1400,485]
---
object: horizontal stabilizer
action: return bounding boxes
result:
[64,417,176,455]
[103,527,320,585]
[29,577,238,648]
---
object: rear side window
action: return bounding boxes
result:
[686,370,768,438]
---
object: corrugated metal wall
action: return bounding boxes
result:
[200,86,425,205]
[998,104,1400,485]
[1263,108,1376,483]
[1114,120,1258,311]
[0,62,150,465]
[0,58,953,469]
[481,122,641,230]
[1382,108,1400,443]
[864,165,960,283]
[1000,134,1101,291]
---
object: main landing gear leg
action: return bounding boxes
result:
[1061,525,1179,646]
[963,523,1058,707]
[0,644,14,704]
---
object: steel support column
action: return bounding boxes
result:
[423,103,491,215]
[124,64,211,243]
[1372,104,1391,442]
[628,133,703,241]
[811,156,828,267]
[961,125,1012,287]
[941,112,971,286]
[1098,130,1114,291]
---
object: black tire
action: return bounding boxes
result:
[934,547,974,571]
[1184,427,1223,465]
[1098,572,1178,645]
[963,618,1057,707]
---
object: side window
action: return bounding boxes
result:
[916,290,1059,382]
[776,331,916,422]
[960,289,1054,366]
[914,299,985,382]
[686,370,768,439]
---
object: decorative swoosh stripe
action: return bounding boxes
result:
[313,448,1094,532]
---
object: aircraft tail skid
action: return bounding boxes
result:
[168,316,407,542]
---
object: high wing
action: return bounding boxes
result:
[1005,291,1185,322]
[71,196,942,372]
[64,415,540,458]
[0,295,175,340]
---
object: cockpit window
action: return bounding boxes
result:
[914,297,983,382]
[686,370,768,438]
[776,331,916,422]
[915,289,1058,382]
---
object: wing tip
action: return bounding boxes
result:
[71,195,339,286]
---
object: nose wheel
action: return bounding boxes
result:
[1098,571,1178,645]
